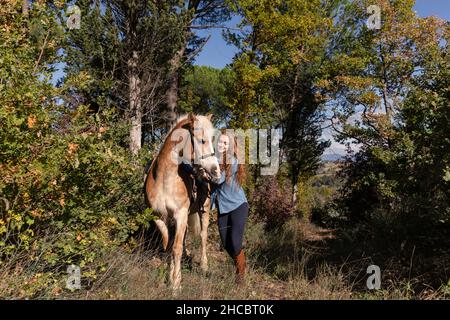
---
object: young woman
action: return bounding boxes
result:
[209,130,248,283]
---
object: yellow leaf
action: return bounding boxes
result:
[68,143,79,154]
[27,115,36,128]
[108,217,117,225]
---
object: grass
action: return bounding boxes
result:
[1,214,448,300]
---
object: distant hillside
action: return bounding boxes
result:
[321,153,344,162]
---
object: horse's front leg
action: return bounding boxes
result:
[199,206,209,272]
[170,210,188,293]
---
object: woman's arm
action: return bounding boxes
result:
[211,157,238,185]
[179,161,194,175]
[210,171,225,185]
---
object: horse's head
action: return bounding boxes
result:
[187,113,221,180]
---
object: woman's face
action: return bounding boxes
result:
[217,134,230,154]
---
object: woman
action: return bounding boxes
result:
[209,130,248,283]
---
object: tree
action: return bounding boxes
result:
[0,1,152,296]
[63,0,184,154]
[324,0,449,228]
[178,65,234,124]
[63,0,233,154]
[62,0,121,113]
[165,0,231,125]
[225,0,339,197]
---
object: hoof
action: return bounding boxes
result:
[202,270,213,278]
[200,262,209,273]
[171,284,182,296]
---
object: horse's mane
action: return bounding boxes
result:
[145,115,193,182]
[169,114,191,131]
[153,114,194,158]
[162,114,192,145]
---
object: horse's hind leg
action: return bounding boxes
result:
[182,228,193,269]
[199,207,209,272]
[155,219,169,251]
[169,211,188,292]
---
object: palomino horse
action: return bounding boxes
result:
[144,113,220,291]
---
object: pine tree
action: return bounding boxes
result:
[63,0,184,154]
[165,0,231,126]
[225,0,340,194]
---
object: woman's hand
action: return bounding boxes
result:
[194,166,212,182]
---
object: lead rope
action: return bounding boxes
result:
[188,122,214,215]
[188,125,198,208]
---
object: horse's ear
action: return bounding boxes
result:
[187,112,195,123]
[206,113,213,122]
[182,113,194,130]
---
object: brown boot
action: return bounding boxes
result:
[233,250,246,284]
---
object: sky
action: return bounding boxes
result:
[191,0,450,159]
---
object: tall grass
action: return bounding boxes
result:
[1,216,448,300]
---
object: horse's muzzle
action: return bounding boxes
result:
[211,166,220,180]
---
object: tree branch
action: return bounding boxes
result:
[33,29,51,73]
[188,25,243,31]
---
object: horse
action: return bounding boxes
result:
[144,113,220,291]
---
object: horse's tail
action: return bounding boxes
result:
[155,219,169,251]
[188,213,201,237]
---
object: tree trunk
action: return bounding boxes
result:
[22,0,28,16]
[289,64,301,112]
[289,65,301,206]
[166,46,186,127]
[292,182,298,206]
[128,50,142,155]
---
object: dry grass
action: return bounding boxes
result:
[1,216,448,300]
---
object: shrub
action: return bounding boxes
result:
[251,176,297,231]
[0,3,154,296]
[0,105,154,297]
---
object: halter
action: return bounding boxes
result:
[188,125,215,167]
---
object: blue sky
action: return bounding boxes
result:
[193,0,450,68]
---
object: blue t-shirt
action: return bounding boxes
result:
[210,157,247,214]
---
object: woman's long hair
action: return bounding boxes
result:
[218,129,246,187]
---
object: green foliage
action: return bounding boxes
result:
[61,0,122,112]
[225,0,336,183]
[179,66,234,123]
[0,1,155,297]
[1,103,154,295]
[326,0,450,236]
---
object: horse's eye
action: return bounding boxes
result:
[201,139,206,144]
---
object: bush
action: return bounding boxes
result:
[251,176,297,231]
[0,3,157,297]
[0,105,155,297]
